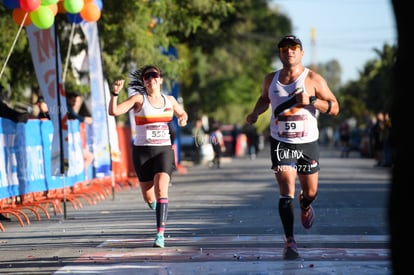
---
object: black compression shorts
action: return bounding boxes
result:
[132,145,175,182]
[270,137,320,175]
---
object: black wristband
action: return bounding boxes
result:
[325,100,332,114]
[111,91,119,97]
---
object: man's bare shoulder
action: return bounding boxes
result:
[307,69,325,82]
[266,71,277,78]
[263,71,277,84]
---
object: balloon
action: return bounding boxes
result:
[95,0,102,10]
[66,12,83,24]
[30,5,54,29]
[3,0,20,9]
[63,0,83,14]
[40,0,58,5]
[12,8,33,27]
[80,2,100,22]
[20,0,40,12]
[57,0,66,13]
[48,3,58,15]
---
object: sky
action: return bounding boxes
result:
[271,0,397,84]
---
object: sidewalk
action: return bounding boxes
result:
[0,145,392,274]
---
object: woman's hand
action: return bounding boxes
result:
[178,117,187,127]
[112,80,125,95]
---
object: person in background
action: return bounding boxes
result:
[0,89,29,123]
[36,96,51,120]
[246,35,339,260]
[66,92,93,124]
[371,111,386,167]
[242,123,259,159]
[209,122,226,168]
[192,118,206,164]
[339,120,350,158]
[108,65,188,248]
[66,92,94,170]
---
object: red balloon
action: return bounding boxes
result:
[20,0,41,12]
[12,8,33,26]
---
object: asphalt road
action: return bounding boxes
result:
[0,145,392,274]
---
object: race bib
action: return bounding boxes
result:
[277,115,308,138]
[146,124,170,144]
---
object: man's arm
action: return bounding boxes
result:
[246,72,273,124]
[298,70,340,116]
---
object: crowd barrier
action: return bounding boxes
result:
[0,118,136,232]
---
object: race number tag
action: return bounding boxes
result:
[277,115,308,138]
[146,124,169,144]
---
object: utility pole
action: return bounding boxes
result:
[310,27,317,71]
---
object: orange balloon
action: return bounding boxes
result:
[48,3,58,15]
[12,8,32,27]
[57,0,66,13]
[80,2,101,22]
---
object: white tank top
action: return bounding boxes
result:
[133,93,174,146]
[269,68,319,143]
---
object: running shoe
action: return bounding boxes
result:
[147,201,156,210]
[283,238,299,260]
[153,233,165,248]
[299,192,315,229]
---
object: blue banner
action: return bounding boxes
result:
[0,118,85,198]
[0,118,19,199]
[15,120,47,195]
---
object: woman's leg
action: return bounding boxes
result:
[139,181,156,209]
[153,172,170,248]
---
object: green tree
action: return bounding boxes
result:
[338,43,396,125]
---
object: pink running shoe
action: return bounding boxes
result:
[283,238,299,260]
[299,192,315,229]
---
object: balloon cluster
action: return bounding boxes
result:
[3,0,103,29]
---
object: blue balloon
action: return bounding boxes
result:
[95,0,103,10]
[67,13,83,24]
[3,0,20,9]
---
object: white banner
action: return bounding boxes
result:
[26,24,69,176]
[80,22,112,177]
[104,80,121,163]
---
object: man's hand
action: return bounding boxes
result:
[246,113,258,124]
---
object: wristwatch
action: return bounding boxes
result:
[309,96,317,106]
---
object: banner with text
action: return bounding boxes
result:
[26,24,69,176]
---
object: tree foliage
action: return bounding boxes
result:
[0,1,396,134]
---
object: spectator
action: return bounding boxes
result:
[66,92,93,124]
[381,113,392,167]
[35,96,51,120]
[192,118,206,164]
[209,122,226,168]
[371,111,386,167]
[66,92,94,170]
[339,120,350,158]
[242,123,259,159]
[0,89,29,123]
